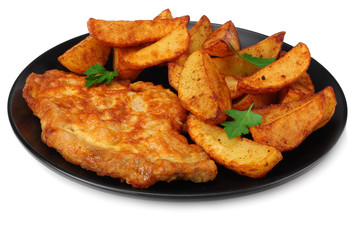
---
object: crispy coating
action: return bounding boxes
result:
[23,70,217,188]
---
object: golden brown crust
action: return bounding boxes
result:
[87,16,189,47]
[202,20,240,57]
[250,92,327,152]
[23,70,217,188]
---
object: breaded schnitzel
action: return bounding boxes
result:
[23,70,217,188]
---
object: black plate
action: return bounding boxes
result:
[8,23,347,199]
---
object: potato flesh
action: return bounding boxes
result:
[153,9,173,20]
[168,64,243,100]
[173,15,213,65]
[187,115,283,178]
[178,50,231,125]
[168,63,183,90]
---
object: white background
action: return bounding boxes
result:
[1,0,358,239]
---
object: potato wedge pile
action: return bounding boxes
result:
[57,9,337,180]
[59,9,191,80]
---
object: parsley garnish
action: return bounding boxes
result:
[221,103,263,139]
[84,64,118,87]
[229,42,275,68]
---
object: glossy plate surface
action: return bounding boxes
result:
[8,23,347,198]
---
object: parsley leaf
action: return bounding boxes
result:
[84,64,118,87]
[229,42,275,68]
[220,103,263,139]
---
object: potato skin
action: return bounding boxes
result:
[113,46,142,81]
[232,91,279,111]
[313,86,337,130]
[202,20,240,57]
[250,92,327,151]
[279,72,315,103]
[253,86,336,127]
[120,24,190,69]
[87,16,189,47]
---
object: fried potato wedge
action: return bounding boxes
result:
[212,31,285,77]
[178,50,231,125]
[113,46,143,81]
[223,75,244,99]
[119,24,190,69]
[112,10,174,79]
[237,42,311,94]
[168,62,183,90]
[188,16,213,54]
[232,92,279,111]
[58,36,111,75]
[187,114,283,178]
[153,9,175,67]
[279,72,315,103]
[253,87,336,127]
[313,87,337,130]
[250,90,328,151]
[173,15,213,65]
[168,64,243,99]
[87,16,189,47]
[202,20,240,57]
[153,8,173,20]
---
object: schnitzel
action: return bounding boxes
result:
[23,70,217,188]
